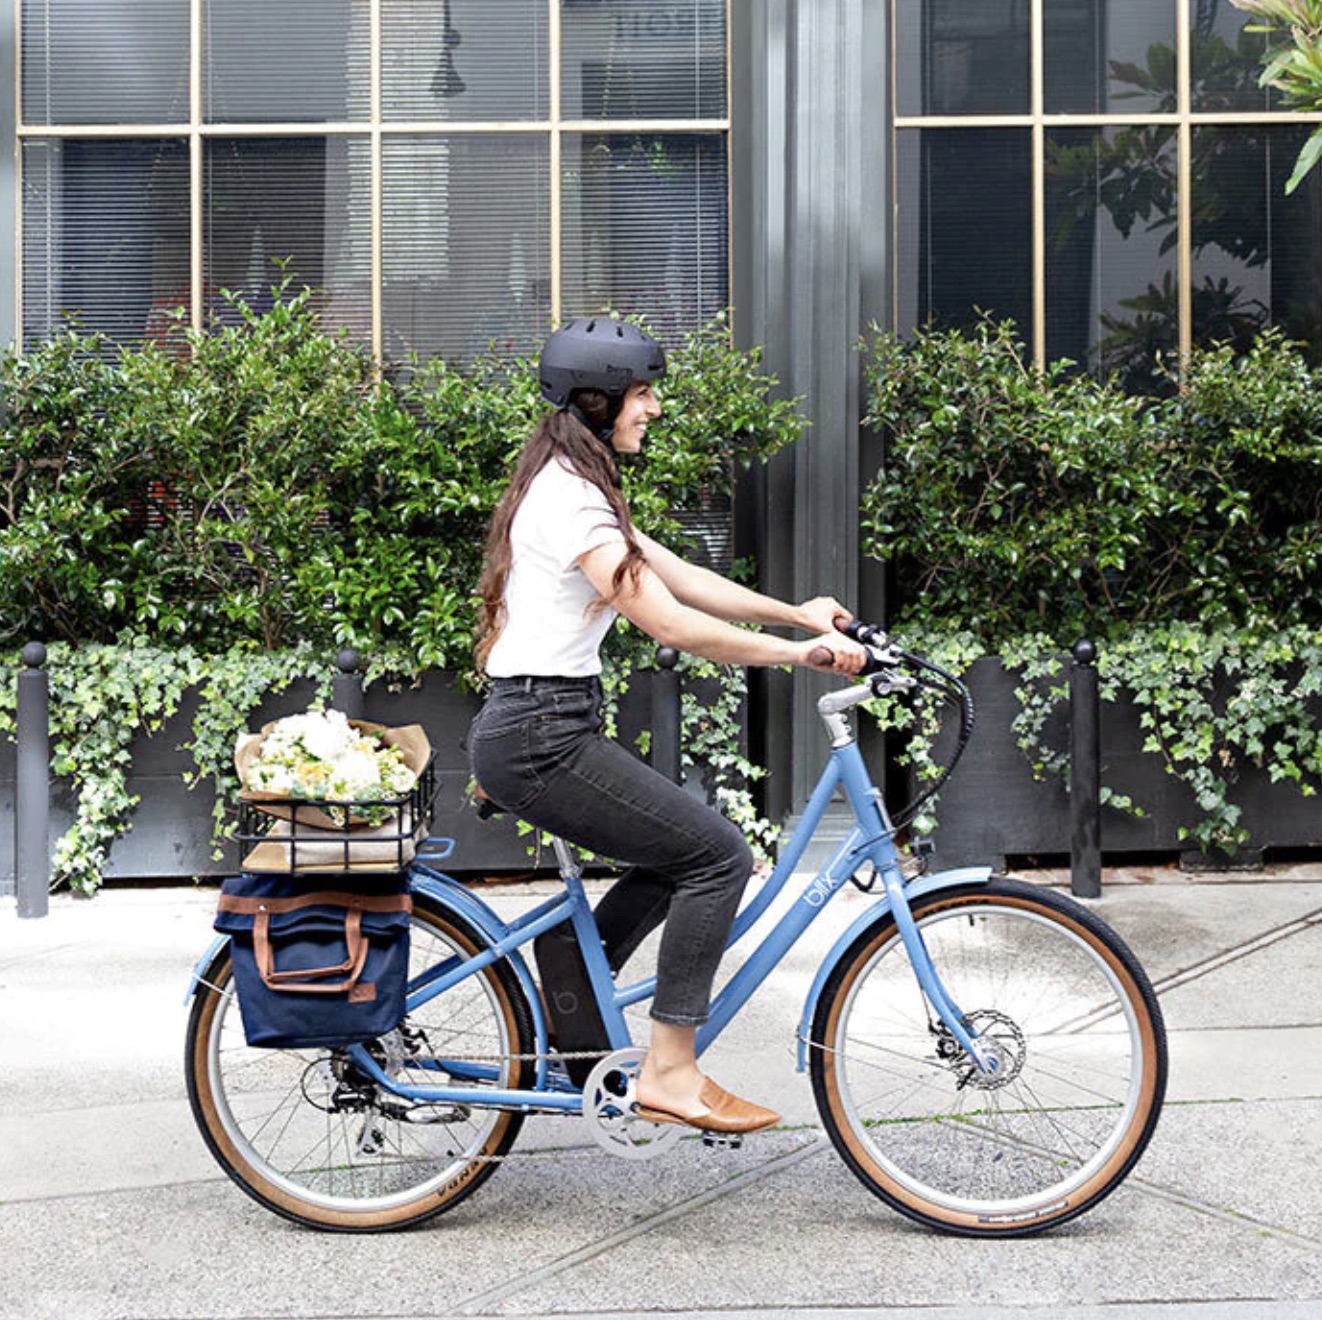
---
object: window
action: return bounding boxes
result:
[18,0,730,361]
[893,0,1322,388]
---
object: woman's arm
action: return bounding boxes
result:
[635,530,850,635]
[579,540,866,674]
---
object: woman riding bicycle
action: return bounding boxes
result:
[468,315,866,1134]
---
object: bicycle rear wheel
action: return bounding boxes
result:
[810,878,1166,1236]
[186,891,534,1231]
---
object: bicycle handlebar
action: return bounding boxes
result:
[807,618,976,832]
[808,618,893,674]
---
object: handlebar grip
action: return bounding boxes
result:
[808,647,834,667]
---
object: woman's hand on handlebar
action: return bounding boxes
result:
[800,630,868,676]
[795,595,854,637]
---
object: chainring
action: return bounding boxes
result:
[581,1047,684,1161]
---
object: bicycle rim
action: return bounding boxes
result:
[186,897,532,1230]
[811,880,1165,1235]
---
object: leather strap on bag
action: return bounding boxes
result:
[217,891,412,994]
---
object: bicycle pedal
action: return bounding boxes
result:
[701,1131,743,1151]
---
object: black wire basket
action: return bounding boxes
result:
[235,756,438,876]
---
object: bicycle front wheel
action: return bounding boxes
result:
[810,878,1166,1236]
[186,892,534,1231]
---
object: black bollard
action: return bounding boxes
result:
[15,642,50,918]
[1070,638,1102,899]
[651,646,682,785]
[332,648,364,720]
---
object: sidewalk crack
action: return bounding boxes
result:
[1122,1171,1322,1252]
[1151,907,1322,999]
[451,1137,827,1317]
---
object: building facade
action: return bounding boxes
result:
[3,1,1318,813]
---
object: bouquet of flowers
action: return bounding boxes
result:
[236,709,428,829]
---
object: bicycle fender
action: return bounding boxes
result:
[185,935,230,1005]
[795,866,993,1071]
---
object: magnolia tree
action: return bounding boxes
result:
[1230,0,1322,190]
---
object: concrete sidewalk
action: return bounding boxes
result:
[2,862,1321,1320]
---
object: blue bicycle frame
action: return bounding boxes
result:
[188,676,999,1112]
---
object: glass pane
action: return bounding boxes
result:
[895,0,1030,117]
[21,1,190,126]
[382,134,550,365]
[561,132,727,342]
[561,0,726,120]
[22,138,190,344]
[203,137,372,345]
[383,0,548,121]
[1191,124,1322,358]
[1045,126,1179,393]
[1043,0,1177,114]
[895,128,1032,345]
[1190,0,1279,113]
[204,0,368,123]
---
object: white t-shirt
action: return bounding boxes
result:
[484,458,626,677]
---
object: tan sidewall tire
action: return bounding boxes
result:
[186,901,532,1231]
[813,884,1164,1236]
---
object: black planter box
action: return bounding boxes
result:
[0,668,676,892]
[914,657,1322,870]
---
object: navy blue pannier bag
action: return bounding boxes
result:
[214,872,413,1049]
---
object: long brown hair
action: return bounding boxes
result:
[474,397,645,671]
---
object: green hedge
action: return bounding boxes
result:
[0,291,805,893]
[859,320,1322,857]
[0,288,803,671]
[861,319,1322,644]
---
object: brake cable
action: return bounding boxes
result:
[886,648,975,833]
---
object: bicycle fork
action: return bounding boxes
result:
[876,861,1001,1077]
[807,685,1000,1080]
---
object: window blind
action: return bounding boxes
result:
[21,0,191,126]
[383,0,549,122]
[382,134,550,364]
[560,0,726,120]
[19,2,731,356]
[22,137,190,345]
[203,0,369,124]
[204,137,372,342]
[560,132,727,341]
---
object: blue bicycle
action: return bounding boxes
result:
[185,624,1167,1236]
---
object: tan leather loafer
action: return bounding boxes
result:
[635,1078,780,1133]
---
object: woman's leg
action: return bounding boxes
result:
[591,868,671,973]
[637,1022,704,1110]
[470,682,776,1126]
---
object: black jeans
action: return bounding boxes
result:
[467,676,753,1026]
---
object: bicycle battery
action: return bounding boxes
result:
[533,923,613,1087]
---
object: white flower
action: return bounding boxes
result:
[243,709,419,816]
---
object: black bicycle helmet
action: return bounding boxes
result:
[539,316,666,409]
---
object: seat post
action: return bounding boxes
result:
[551,834,581,881]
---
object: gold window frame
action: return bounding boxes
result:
[891,0,1322,372]
[14,0,733,358]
